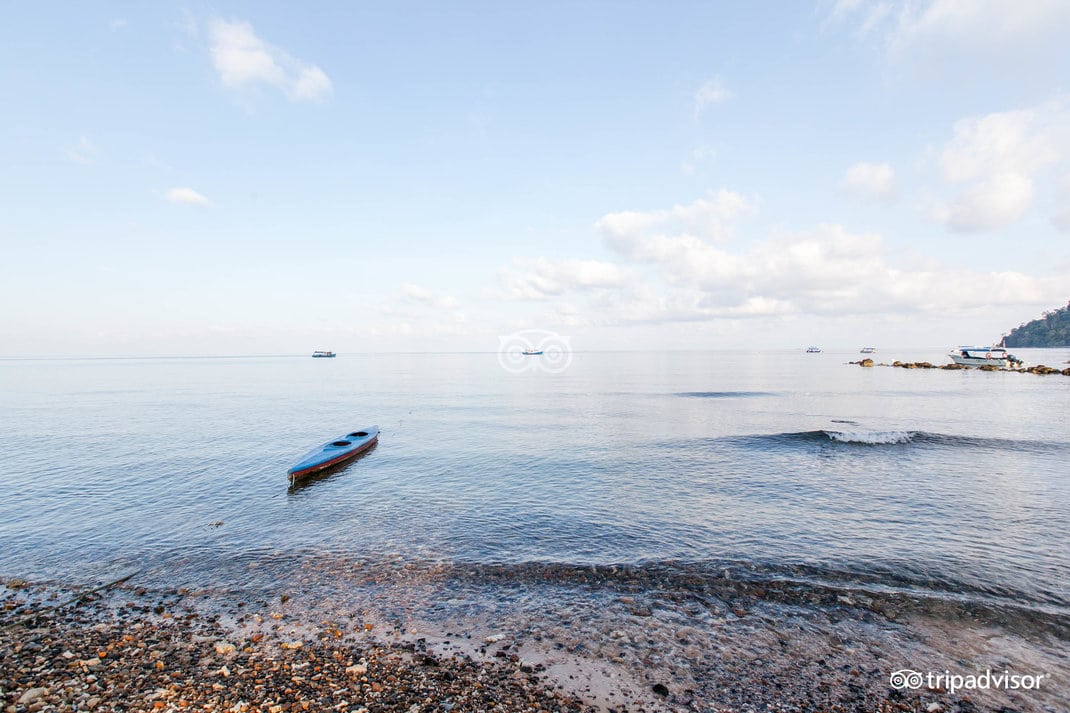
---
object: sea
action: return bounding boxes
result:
[2,349,1069,705]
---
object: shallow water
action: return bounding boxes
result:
[1,349,1068,620]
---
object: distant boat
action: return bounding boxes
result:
[312,351,336,358]
[521,349,543,355]
[860,347,877,354]
[949,346,1021,368]
[288,426,379,484]
[806,346,822,353]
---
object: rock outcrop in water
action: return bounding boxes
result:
[1025,364,1070,375]
[892,361,936,369]
[848,360,1070,375]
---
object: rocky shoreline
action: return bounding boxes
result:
[849,359,1070,374]
[2,581,600,713]
[3,576,1066,713]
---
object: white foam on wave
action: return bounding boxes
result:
[825,430,917,445]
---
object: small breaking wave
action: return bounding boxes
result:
[824,430,916,445]
[721,430,1069,452]
[676,391,776,399]
[720,430,922,448]
[819,430,1069,452]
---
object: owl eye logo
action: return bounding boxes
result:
[498,330,573,374]
[888,670,924,689]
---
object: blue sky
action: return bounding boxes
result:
[2,1,1069,355]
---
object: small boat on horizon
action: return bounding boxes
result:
[288,426,379,484]
[860,347,877,354]
[806,346,822,353]
[521,349,543,355]
[312,350,336,358]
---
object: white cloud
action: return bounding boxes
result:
[166,187,211,206]
[573,284,803,326]
[824,0,893,37]
[583,193,1069,324]
[891,0,1070,51]
[693,78,733,117]
[596,191,757,261]
[370,287,473,338]
[930,97,1069,232]
[399,284,459,310]
[828,0,863,21]
[495,258,633,301]
[66,136,101,165]
[932,172,1033,232]
[842,162,896,201]
[497,187,1068,332]
[938,101,1066,183]
[110,18,128,32]
[208,18,332,102]
[856,2,893,35]
[1051,174,1070,232]
[828,0,1070,52]
[603,231,1063,324]
[600,220,894,307]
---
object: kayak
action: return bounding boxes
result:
[288,426,379,484]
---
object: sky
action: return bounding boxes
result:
[2,0,1069,356]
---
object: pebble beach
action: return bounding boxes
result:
[3,572,1067,713]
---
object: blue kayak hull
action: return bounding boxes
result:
[288,426,379,483]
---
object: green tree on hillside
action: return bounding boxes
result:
[1002,301,1070,347]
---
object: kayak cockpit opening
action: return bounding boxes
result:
[348,431,368,438]
[330,440,352,447]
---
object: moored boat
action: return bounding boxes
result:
[948,346,1021,368]
[288,426,379,484]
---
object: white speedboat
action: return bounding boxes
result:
[312,350,336,358]
[860,347,876,354]
[949,346,1020,368]
[806,346,822,353]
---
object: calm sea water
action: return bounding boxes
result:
[2,350,1069,618]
